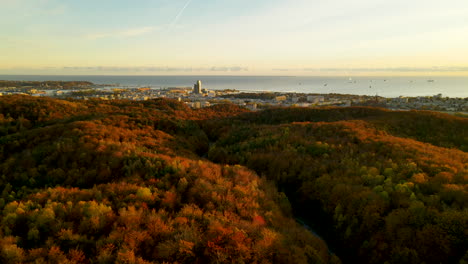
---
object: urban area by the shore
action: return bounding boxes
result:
[0,80,467,113]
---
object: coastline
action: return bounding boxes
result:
[1,75,467,98]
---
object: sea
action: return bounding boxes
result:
[1,75,467,98]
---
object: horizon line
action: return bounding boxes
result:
[1,73,468,77]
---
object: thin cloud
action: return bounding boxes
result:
[272,66,468,73]
[86,26,157,40]
[61,66,248,72]
[210,66,248,72]
[317,67,468,72]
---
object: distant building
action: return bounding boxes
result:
[275,95,287,102]
[291,95,299,103]
[191,101,201,109]
[342,100,351,107]
[208,90,216,97]
[193,80,202,94]
[399,96,409,103]
[307,96,325,104]
[246,103,257,111]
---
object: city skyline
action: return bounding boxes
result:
[1,0,468,76]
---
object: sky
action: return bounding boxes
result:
[1,0,468,76]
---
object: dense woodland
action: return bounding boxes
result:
[0,96,335,263]
[0,81,93,89]
[205,106,468,264]
[0,95,466,263]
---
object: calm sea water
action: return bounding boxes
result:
[1,75,467,97]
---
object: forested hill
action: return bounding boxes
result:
[0,95,336,264]
[204,106,468,151]
[205,106,468,264]
[0,95,466,264]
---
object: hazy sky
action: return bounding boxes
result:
[1,0,468,75]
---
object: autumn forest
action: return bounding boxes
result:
[0,95,466,263]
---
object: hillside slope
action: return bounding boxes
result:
[0,96,337,264]
[205,106,468,264]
